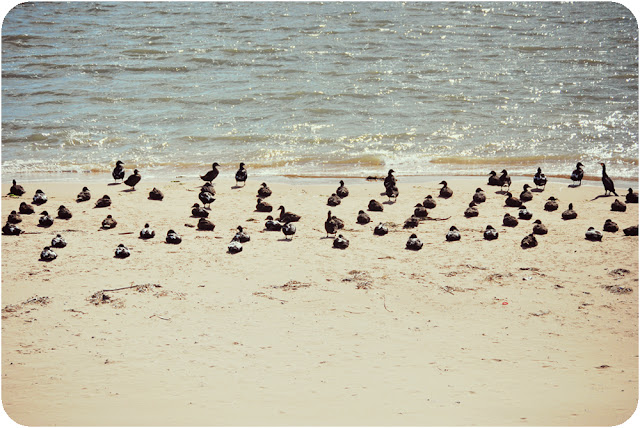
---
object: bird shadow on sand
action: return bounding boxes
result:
[494,190,509,195]
[277,238,293,242]
[231,185,244,190]
[120,188,136,193]
[531,188,545,193]
[107,183,122,186]
[382,200,397,205]
[568,184,582,188]
[590,194,615,201]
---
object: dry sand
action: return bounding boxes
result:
[1,175,638,426]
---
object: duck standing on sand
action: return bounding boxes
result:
[101,215,117,229]
[51,234,67,248]
[483,225,499,240]
[166,229,182,244]
[198,189,216,209]
[406,233,423,250]
[57,205,72,220]
[327,193,342,206]
[235,162,247,187]
[234,226,251,242]
[197,218,215,231]
[124,169,141,190]
[336,180,349,198]
[149,187,164,201]
[446,226,461,241]
[570,162,584,186]
[464,202,479,218]
[520,234,538,248]
[228,237,243,253]
[623,225,638,236]
[532,219,548,235]
[112,161,125,182]
[356,210,371,224]
[139,223,156,239]
[2,223,23,236]
[600,163,618,196]
[114,244,130,258]
[40,246,57,261]
[282,222,296,240]
[278,205,301,223]
[611,199,627,212]
[384,169,396,189]
[488,171,501,186]
[503,213,518,227]
[325,211,339,237]
[38,211,54,227]
[626,188,638,203]
[533,167,547,189]
[585,227,603,241]
[603,219,619,233]
[32,189,47,205]
[519,184,533,202]
[439,181,453,198]
[191,203,209,218]
[19,202,35,215]
[333,234,349,249]
[374,222,389,236]
[9,179,25,196]
[95,195,111,208]
[499,170,511,190]
[201,162,220,182]
[257,182,272,198]
[7,211,21,224]
[385,183,399,201]
[265,216,282,231]
[76,186,91,202]
[561,203,577,220]
[504,192,521,207]
[544,196,559,211]
[256,198,272,212]
[368,199,384,212]
[423,195,437,209]
[473,188,486,203]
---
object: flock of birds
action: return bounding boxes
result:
[3,160,638,261]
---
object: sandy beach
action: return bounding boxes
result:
[1,175,638,426]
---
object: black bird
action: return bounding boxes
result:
[518,205,533,220]
[403,215,420,229]
[112,161,125,182]
[473,188,486,204]
[503,213,518,227]
[488,170,502,186]
[600,163,618,196]
[532,219,548,235]
[264,216,282,231]
[9,179,25,196]
[333,234,349,249]
[384,169,396,189]
[520,234,538,248]
[76,186,91,202]
[385,184,399,201]
[324,211,339,237]
[336,180,349,198]
[228,237,243,253]
[191,203,209,218]
[499,169,511,190]
[124,169,141,190]
[611,199,627,212]
[570,162,584,186]
[102,215,117,229]
[406,233,423,250]
[198,190,216,209]
[585,227,603,241]
[533,167,547,189]
[235,162,247,186]
[2,222,22,236]
[414,204,428,218]
[51,234,67,248]
[140,223,156,239]
[623,225,638,236]
[166,229,182,244]
[234,226,250,242]
[356,210,371,224]
[519,184,533,202]
[464,202,479,218]
[603,219,619,233]
[257,182,272,198]
[95,195,111,208]
[544,196,559,211]
[19,202,35,215]
[149,187,164,201]
[483,225,499,240]
[197,218,216,231]
[438,181,453,198]
[38,211,54,227]
[278,206,301,223]
[282,222,296,240]
[504,192,521,207]
[40,246,57,261]
[561,203,577,220]
[331,214,345,230]
[256,198,273,212]
[626,188,638,204]
[422,195,437,209]
[57,205,72,220]
[201,181,216,196]
[368,199,384,212]
[7,211,21,224]
[446,226,461,241]
[201,162,220,182]
[327,193,342,206]
[373,222,389,236]
[32,189,47,205]
[114,244,130,258]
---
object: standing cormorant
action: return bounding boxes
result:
[600,163,618,196]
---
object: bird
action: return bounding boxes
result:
[282,222,296,240]
[544,196,559,211]
[336,180,349,198]
[414,204,428,218]
[324,211,339,237]
[201,181,216,196]
[533,167,547,189]
[278,206,301,223]
[7,211,21,224]
[519,184,533,202]
[532,219,548,235]
[51,234,67,248]
[561,203,577,220]
[356,210,371,224]
[464,202,479,218]
[385,184,399,201]
[446,226,461,241]
[257,182,272,198]
[599,163,618,196]
[114,244,130,258]
[373,222,389,236]
[197,218,215,231]
[333,234,349,249]
[101,215,117,229]
[626,188,638,204]
[327,193,342,206]
[149,187,164,201]
[570,162,584,185]
[139,223,156,239]
[38,211,54,227]
[40,246,57,261]
[405,233,423,250]
[124,169,141,190]
[603,219,619,233]
[166,229,182,244]
[198,190,216,209]
[201,162,220,182]
[384,169,396,189]
[256,198,273,212]
[331,214,345,230]
[32,189,47,205]
[368,199,383,212]
[76,186,91,202]
[520,234,538,248]
[2,222,22,236]
[9,179,25,196]
[503,213,518,227]
[57,205,72,220]
[623,225,638,236]
[190,203,209,218]
[499,170,511,190]
[19,202,35,215]
[438,181,453,198]
[488,170,502,186]
[585,227,603,241]
[422,195,437,209]
[95,195,111,208]
[518,205,533,220]
[228,237,243,253]
[264,216,282,231]
[235,162,247,186]
[611,199,627,212]
[504,192,521,207]
[234,226,250,242]
[112,161,125,182]
[483,225,499,240]
[473,188,486,204]
[403,215,420,229]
